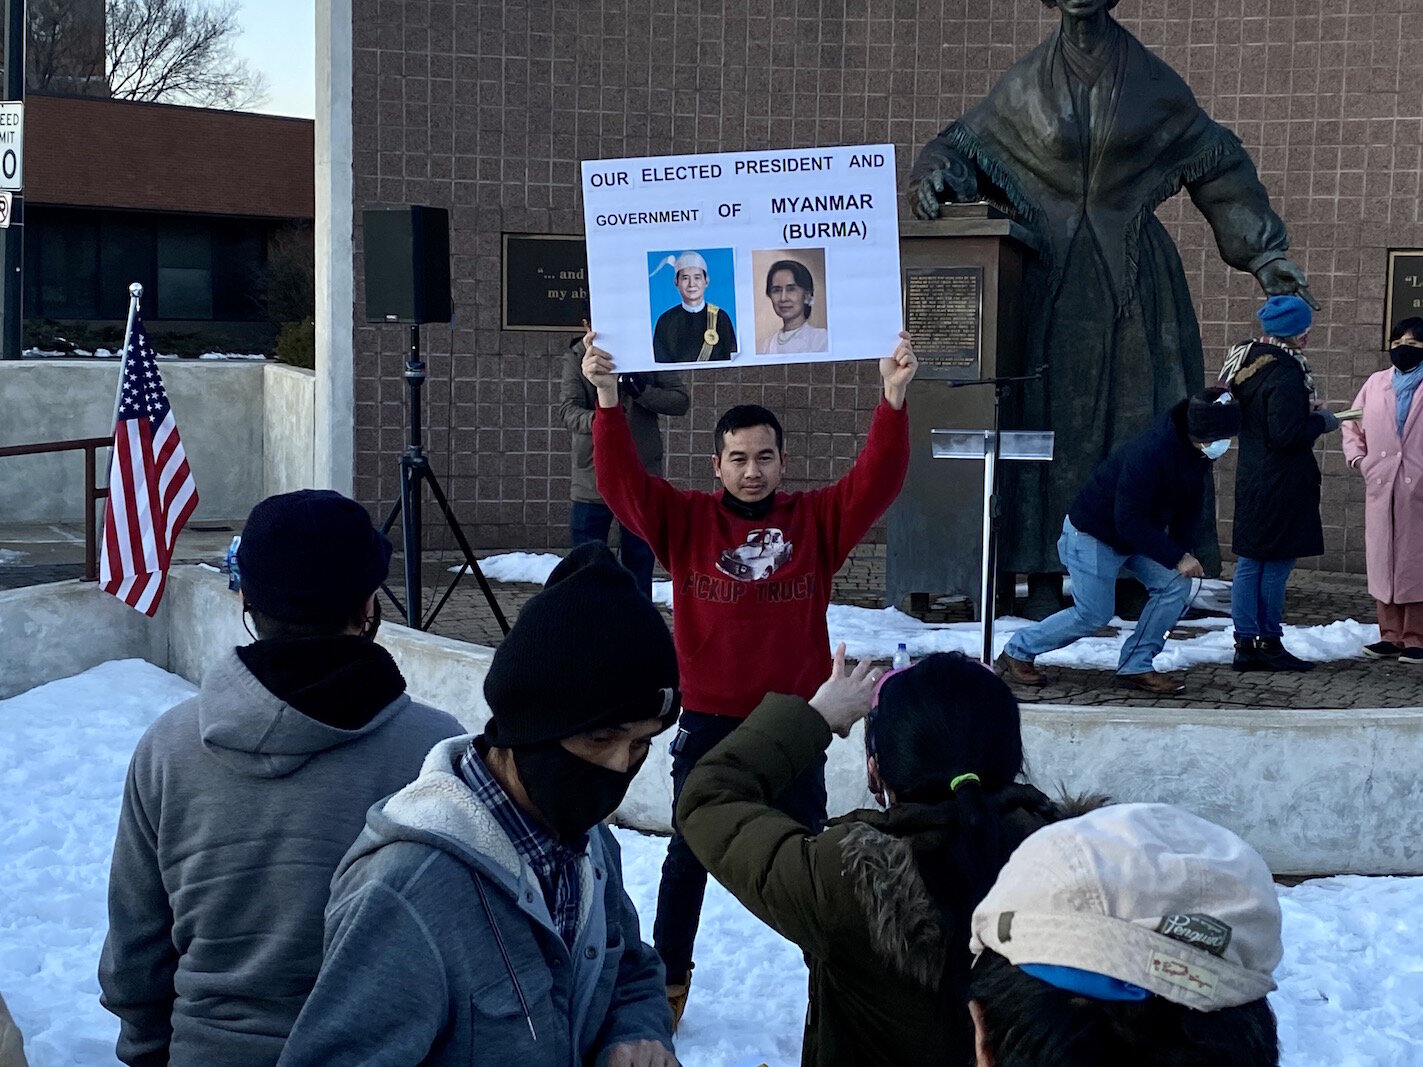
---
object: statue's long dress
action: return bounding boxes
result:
[910,22,1289,575]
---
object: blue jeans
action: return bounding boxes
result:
[1005,518,1193,676]
[1230,556,1296,639]
[569,501,655,599]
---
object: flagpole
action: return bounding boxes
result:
[106,283,144,479]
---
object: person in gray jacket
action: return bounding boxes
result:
[279,542,679,1066]
[98,489,461,1067]
[560,335,689,597]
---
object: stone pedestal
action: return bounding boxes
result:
[886,205,1039,617]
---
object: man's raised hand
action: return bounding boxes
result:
[809,643,879,737]
[580,328,620,408]
[880,330,918,410]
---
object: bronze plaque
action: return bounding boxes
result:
[502,233,589,331]
[904,265,982,380]
[1385,249,1423,348]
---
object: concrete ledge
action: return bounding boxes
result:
[0,580,166,699]
[4,567,1422,874]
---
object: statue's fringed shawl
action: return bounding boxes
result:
[913,24,1250,318]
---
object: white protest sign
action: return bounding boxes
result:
[581,144,901,374]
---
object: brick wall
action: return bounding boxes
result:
[350,0,1421,575]
[27,94,315,218]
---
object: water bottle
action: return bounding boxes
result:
[892,643,910,670]
[225,535,242,591]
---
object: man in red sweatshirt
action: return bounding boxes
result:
[583,329,916,1026]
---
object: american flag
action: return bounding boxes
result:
[99,312,198,615]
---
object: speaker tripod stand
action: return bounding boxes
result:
[378,325,509,634]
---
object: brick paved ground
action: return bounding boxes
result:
[7,525,1420,710]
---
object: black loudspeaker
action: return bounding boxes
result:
[363,206,452,324]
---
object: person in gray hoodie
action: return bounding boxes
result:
[279,542,679,1066]
[98,489,461,1067]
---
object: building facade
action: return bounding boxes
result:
[347,0,1421,577]
[24,94,314,351]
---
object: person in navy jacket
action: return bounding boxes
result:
[997,389,1242,695]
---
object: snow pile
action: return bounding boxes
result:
[0,661,197,1065]
[469,553,1375,667]
[3,660,1420,1065]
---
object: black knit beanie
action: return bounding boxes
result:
[236,489,391,625]
[483,542,680,746]
[1186,388,1242,441]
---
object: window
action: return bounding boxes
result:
[157,221,213,319]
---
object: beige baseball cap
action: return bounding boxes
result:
[970,803,1282,1011]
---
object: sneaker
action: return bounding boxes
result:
[667,973,691,1031]
[1232,637,1267,672]
[1254,637,1314,672]
[1118,671,1186,695]
[1399,647,1423,666]
[995,651,1046,687]
[1363,641,1405,660]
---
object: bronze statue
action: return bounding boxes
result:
[909,0,1314,600]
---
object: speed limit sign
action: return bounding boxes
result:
[0,192,10,229]
[0,102,21,192]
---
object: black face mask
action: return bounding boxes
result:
[512,743,646,843]
[1390,344,1423,374]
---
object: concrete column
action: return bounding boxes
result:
[314,0,355,494]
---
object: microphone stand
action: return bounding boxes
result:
[943,366,1047,663]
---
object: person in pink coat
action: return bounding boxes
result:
[1342,316,1423,663]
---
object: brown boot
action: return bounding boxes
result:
[1119,671,1185,695]
[995,651,1046,687]
[667,974,691,1031]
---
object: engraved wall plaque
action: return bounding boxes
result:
[904,265,982,380]
[502,233,589,331]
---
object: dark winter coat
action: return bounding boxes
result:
[677,695,1056,1067]
[277,737,673,1067]
[98,644,460,1067]
[558,349,689,504]
[1068,400,1212,570]
[1227,342,1329,560]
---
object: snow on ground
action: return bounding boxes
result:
[472,552,1377,668]
[3,660,1419,1065]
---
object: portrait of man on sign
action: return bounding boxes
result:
[648,248,738,363]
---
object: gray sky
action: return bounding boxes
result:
[231,0,315,119]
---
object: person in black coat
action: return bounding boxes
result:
[997,390,1242,695]
[1220,295,1342,672]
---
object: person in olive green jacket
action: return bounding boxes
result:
[678,648,1065,1067]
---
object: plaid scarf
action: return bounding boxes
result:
[1220,339,1317,403]
[458,741,585,950]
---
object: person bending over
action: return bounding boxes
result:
[968,803,1282,1066]
[584,328,917,1025]
[678,648,1068,1066]
[996,389,1242,695]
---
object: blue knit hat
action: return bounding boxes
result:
[1256,294,1313,339]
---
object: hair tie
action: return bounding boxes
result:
[950,772,980,792]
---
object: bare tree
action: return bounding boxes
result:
[106,0,269,109]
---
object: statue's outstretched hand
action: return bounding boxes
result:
[1255,258,1319,310]
[911,156,979,220]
